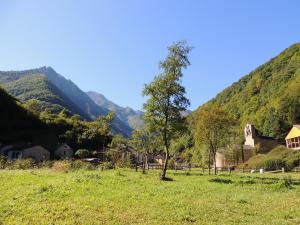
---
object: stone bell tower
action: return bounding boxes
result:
[244,124,256,147]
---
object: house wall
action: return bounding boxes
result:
[286,136,300,150]
[55,145,73,159]
[23,146,50,162]
[216,152,225,168]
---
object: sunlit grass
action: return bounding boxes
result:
[0,169,300,225]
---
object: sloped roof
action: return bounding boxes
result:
[286,125,300,140]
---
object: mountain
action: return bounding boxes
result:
[86,91,144,129]
[196,42,300,141]
[0,87,50,144]
[0,67,132,137]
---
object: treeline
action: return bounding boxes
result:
[0,88,113,155]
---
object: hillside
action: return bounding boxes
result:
[0,67,107,118]
[0,67,132,136]
[1,74,89,117]
[0,87,57,146]
[198,43,300,141]
[87,91,144,129]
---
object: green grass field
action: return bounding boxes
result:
[1,169,300,225]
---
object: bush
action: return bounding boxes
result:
[167,158,176,170]
[75,149,90,159]
[258,159,285,171]
[115,158,134,168]
[101,161,115,170]
[39,160,54,168]
[0,156,7,169]
[243,146,300,171]
[71,160,97,170]
[280,176,293,189]
[52,160,72,172]
[7,159,36,170]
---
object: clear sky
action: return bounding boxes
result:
[0,1,299,110]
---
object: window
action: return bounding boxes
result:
[11,151,22,160]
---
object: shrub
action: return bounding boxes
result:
[243,146,300,171]
[0,156,7,169]
[39,160,54,168]
[167,158,176,169]
[7,159,36,170]
[52,160,72,172]
[258,159,285,171]
[115,158,134,168]
[75,149,90,159]
[71,160,97,170]
[101,161,115,170]
[281,176,293,189]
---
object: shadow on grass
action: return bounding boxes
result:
[209,177,233,184]
[160,177,174,181]
[171,171,204,177]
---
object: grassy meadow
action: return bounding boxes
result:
[1,169,300,225]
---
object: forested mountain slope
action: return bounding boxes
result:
[197,42,300,141]
[1,74,89,118]
[0,67,132,136]
[0,87,51,145]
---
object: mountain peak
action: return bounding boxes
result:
[87,91,144,129]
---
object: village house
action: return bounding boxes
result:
[285,125,300,150]
[55,143,73,159]
[154,153,166,165]
[0,144,50,162]
[216,124,279,169]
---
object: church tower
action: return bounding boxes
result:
[244,124,256,147]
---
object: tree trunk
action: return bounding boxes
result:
[160,147,169,180]
[213,152,217,175]
[208,151,211,175]
[146,153,149,170]
[142,153,146,174]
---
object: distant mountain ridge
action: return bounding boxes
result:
[86,91,144,129]
[0,67,132,136]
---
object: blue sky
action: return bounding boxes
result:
[0,1,299,110]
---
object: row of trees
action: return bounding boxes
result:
[23,99,114,154]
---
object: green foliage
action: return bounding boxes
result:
[51,160,72,172]
[244,146,300,171]
[280,176,293,189]
[143,41,191,179]
[115,157,135,169]
[196,43,300,142]
[5,159,36,170]
[75,149,90,159]
[70,160,97,170]
[0,87,49,144]
[0,67,133,137]
[192,104,237,173]
[100,161,115,170]
[110,134,128,149]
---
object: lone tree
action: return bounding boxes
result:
[143,41,191,180]
[193,104,236,175]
